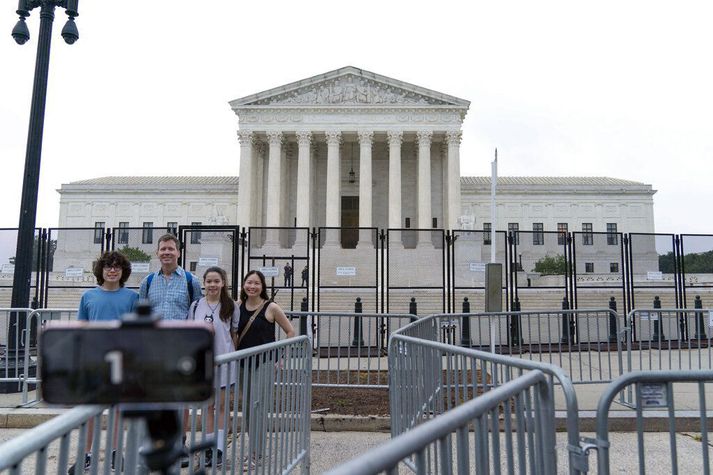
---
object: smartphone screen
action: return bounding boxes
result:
[40,323,214,405]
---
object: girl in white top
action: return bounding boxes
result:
[189,266,239,467]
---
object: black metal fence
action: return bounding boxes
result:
[4,226,711,313]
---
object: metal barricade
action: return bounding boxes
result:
[627,308,713,372]
[0,308,34,394]
[390,315,588,474]
[325,370,556,475]
[286,311,415,388]
[587,370,713,475]
[415,310,626,385]
[186,336,312,474]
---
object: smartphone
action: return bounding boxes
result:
[40,321,214,405]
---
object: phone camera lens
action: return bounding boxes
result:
[177,356,196,375]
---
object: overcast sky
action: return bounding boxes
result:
[1,0,711,235]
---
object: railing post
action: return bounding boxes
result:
[409,297,418,322]
[608,297,618,343]
[460,297,473,347]
[299,297,308,337]
[694,295,707,340]
[509,297,522,346]
[652,295,664,342]
[352,297,365,347]
[560,296,573,344]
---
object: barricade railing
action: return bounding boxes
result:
[325,369,557,475]
[586,369,713,475]
[626,308,713,372]
[389,315,587,474]
[285,311,415,388]
[0,308,34,394]
[428,309,626,385]
[185,336,311,474]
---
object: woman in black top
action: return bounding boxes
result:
[234,270,295,470]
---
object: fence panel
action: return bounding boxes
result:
[109,225,172,292]
[627,233,680,311]
[572,231,626,310]
[179,225,240,300]
[386,228,446,315]
[316,227,379,313]
[591,370,713,475]
[680,234,713,308]
[325,370,556,475]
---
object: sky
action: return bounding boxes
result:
[1,1,711,237]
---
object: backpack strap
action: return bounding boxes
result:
[146,270,194,303]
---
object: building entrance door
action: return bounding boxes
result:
[341,196,359,248]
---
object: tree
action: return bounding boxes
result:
[659,250,713,273]
[9,237,56,271]
[118,246,151,262]
[533,255,567,275]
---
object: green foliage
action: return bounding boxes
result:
[659,250,713,273]
[118,246,152,262]
[533,255,567,275]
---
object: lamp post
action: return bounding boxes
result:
[3,0,79,392]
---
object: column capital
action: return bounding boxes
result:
[266,130,283,145]
[416,130,433,146]
[387,130,404,145]
[296,130,312,146]
[237,130,254,145]
[357,130,374,145]
[445,130,463,145]
[325,130,342,145]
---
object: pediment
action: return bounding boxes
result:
[230,66,470,108]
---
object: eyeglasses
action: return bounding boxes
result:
[103,265,121,271]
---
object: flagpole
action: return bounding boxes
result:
[490,148,497,263]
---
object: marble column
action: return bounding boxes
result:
[295,131,312,228]
[265,131,283,248]
[417,130,433,230]
[251,141,266,227]
[387,130,403,247]
[446,130,463,231]
[357,130,374,246]
[325,131,342,244]
[237,130,254,228]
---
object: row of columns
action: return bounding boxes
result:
[237,129,463,231]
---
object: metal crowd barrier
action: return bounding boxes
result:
[389,315,587,474]
[587,369,713,475]
[0,308,34,392]
[325,370,557,475]
[428,309,626,385]
[0,336,312,475]
[285,311,415,388]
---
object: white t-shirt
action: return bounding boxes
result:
[190,297,240,386]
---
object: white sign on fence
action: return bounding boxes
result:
[1,264,14,274]
[65,267,84,278]
[469,262,486,272]
[640,311,659,321]
[638,382,668,408]
[199,257,219,267]
[130,262,150,273]
[259,266,279,277]
[336,266,357,276]
[646,271,663,281]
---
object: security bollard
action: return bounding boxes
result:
[652,295,664,342]
[409,297,418,322]
[509,297,523,346]
[300,297,308,336]
[460,297,473,347]
[608,297,618,342]
[352,297,365,347]
[694,295,707,340]
[560,296,574,344]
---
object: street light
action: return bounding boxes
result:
[3,0,79,392]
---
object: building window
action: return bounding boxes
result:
[432,217,438,229]
[166,222,178,235]
[483,222,491,245]
[93,222,105,245]
[607,223,618,245]
[189,261,197,272]
[190,222,202,244]
[533,223,544,245]
[405,217,411,229]
[585,262,594,273]
[582,223,593,246]
[508,223,520,245]
[557,223,568,245]
[610,262,619,273]
[142,222,153,244]
[118,222,129,245]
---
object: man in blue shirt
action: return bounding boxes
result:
[69,251,138,474]
[139,233,202,320]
